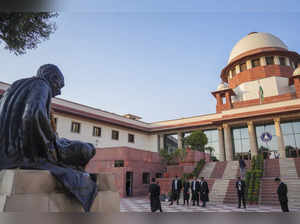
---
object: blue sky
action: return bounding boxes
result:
[1,2,300,122]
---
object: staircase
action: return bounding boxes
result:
[264,159,280,177]
[260,178,280,206]
[260,159,300,208]
[210,161,227,178]
[199,162,216,178]
[223,161,239,179]
[209,179,230,203]
[282,178,300,208]
[279,159,298,178]
[223,179,238,204]
[294,158,300,177]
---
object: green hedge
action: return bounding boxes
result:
[246,154,264,203]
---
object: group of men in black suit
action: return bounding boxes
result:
[149,175,289,213]
[169,176,209,207]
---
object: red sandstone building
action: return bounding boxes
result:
[1,32,300,199]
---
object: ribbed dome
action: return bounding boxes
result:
[228,32,288,64]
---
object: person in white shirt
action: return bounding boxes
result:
[236,176,246,208]
[169,176,182,205]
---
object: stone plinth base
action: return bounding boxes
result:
[0,170,120,212]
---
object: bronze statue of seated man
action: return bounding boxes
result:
[0,64,97,211]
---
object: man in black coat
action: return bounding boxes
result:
[183,178,191,206]
[191,176,200,206]
[149,178,163,212]
[199,177,209,207]
[275,177,289,212]
[169,176,182,205]
[236,176,246,208]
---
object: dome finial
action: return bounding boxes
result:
[248,32,258,36]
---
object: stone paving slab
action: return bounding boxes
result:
[121,197,299,213]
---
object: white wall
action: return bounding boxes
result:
[232,76,293,102]
[54,114,158,152]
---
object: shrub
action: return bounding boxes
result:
[192,159,206,178]
[246,155,264,203]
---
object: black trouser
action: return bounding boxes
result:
[238,191,246,208]
[280,200,289,212]
[183,193,190,206]
[192,190,199,205]
[170,190,180,205]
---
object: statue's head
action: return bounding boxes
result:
[36,64,65,96]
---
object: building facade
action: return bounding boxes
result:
[1,32,300,196]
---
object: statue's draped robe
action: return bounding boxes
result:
[0,77,97,212]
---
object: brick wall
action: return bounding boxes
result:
[86,147,166,197]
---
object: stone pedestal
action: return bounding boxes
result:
[0,169,120,212]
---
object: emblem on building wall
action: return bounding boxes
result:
[260,132,272,142]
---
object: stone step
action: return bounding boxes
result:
[279,159,298,178]
[199,162,216,178]
[210,161,227,179]
[223,161,239,179]
[209,179,229,203]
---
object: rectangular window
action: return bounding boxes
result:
[266,56,274,65]
[142,172,150,184]
[112,130,119,140]
[71,122,80,133]
[114,160,124,167]
[279,57,286,66]
[128,134,135,143]
[239,63,247,72]
[251,58,260,68]
[93,126,101,137]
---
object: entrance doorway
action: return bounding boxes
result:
[126,172,133,197]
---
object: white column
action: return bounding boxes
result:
[260,56,267,66]
[236,65,240,74]
[218,127,225,161]
[285,57,291,66]
[159,134,165,150]
[274,56,280,65]
[247,121,258,157]
[223,124,233,161]
[246,60,252,69]
[229,70,232,80]
[274,118,286,159]
[177,132,183,149]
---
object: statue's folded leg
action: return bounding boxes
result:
[55,138,96,171]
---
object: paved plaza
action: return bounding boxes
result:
[120,197,299,212]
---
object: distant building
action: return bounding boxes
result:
[1,32,300,197]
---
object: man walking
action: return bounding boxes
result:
[149,178,163,212]
[183,178,191,206]
[169,176,182,205]
[239,157,246,179]
[275,177,289,212]
[199,177,209,207]
[191,176,200,206]
[236,176,246,209]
